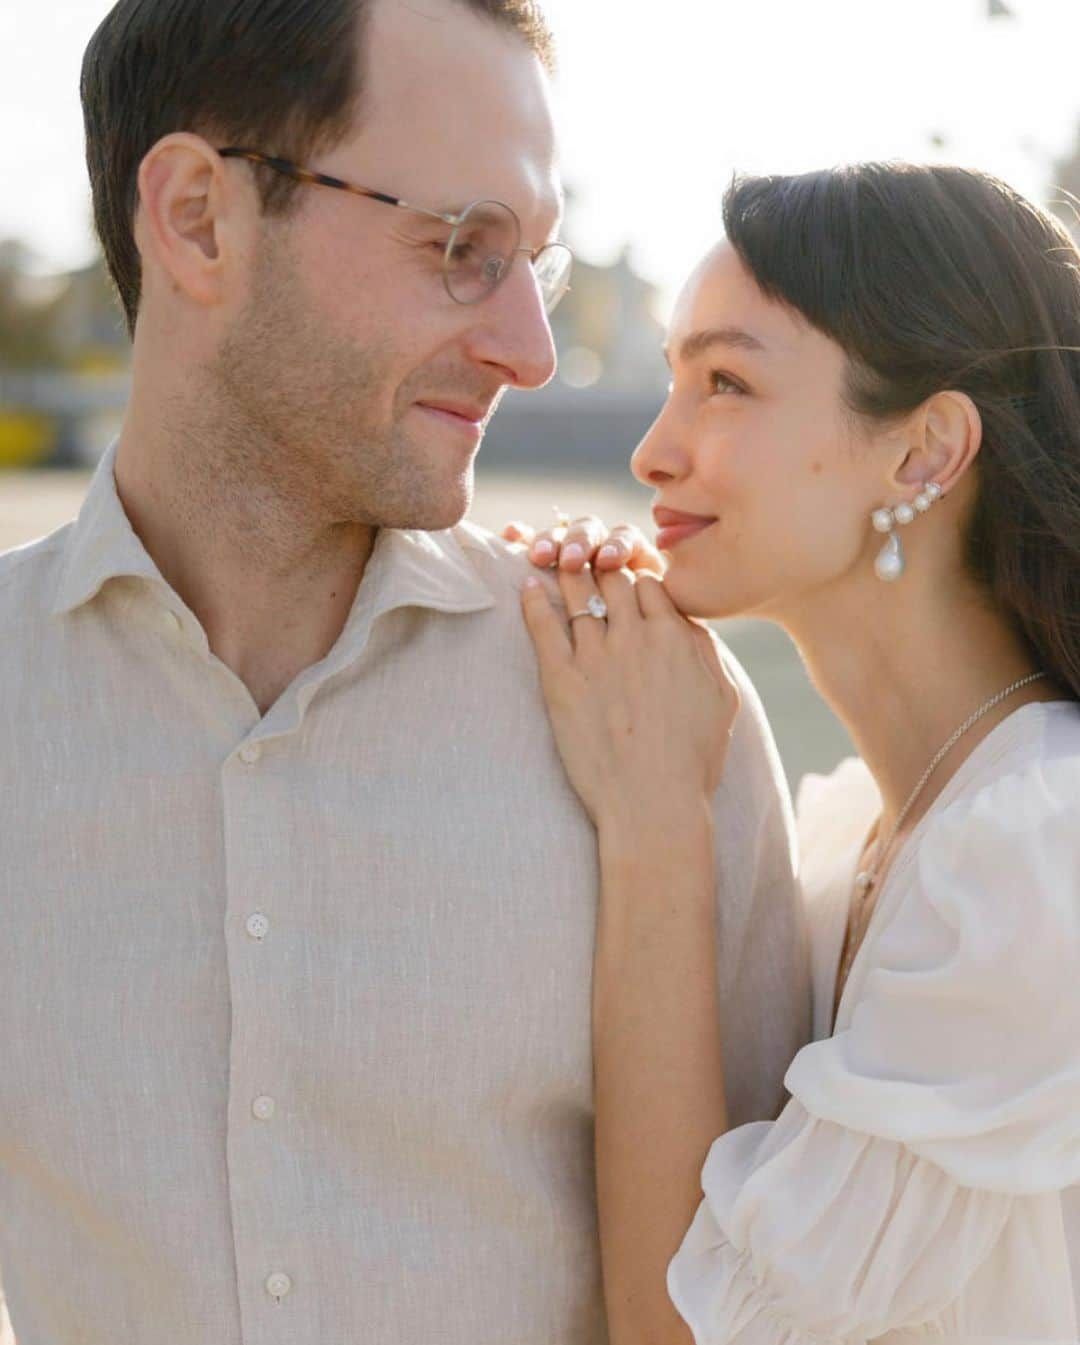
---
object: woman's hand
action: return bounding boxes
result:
[521,556,740,832]
[520,530,737,1345]
[502,514,666,577]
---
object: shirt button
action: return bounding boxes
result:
[265,1271,292,1300]
[239,744,262,765]
[252,1095,276,1121]
[245,912,270,941]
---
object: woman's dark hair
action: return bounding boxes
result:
[723,162,1080,700]
[80,0,554,338]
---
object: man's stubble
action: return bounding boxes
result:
[196,223,482,543]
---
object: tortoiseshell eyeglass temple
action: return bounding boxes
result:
[218,148,417,214]
[215,146,573,313]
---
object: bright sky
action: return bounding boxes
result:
[4,0,1080,316]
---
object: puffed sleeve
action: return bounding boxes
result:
[668,754,1080,1344]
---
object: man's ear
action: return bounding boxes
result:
[890,389,983,495]
[134,132,240,312]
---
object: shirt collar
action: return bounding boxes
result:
[347,522,496,633]
[50,436,166,618]
[50,437,496,625]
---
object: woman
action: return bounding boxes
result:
[507,163,1080,1343]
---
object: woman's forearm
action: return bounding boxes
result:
[593,798,729,1345]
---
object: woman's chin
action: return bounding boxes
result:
[661,571,741,622]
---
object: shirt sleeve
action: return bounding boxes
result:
[668,752,1080,1344]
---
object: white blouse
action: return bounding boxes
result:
[668,700,1080,1344]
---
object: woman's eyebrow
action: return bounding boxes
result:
[663,326,768,366]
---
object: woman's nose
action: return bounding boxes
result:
[631,405,686,486]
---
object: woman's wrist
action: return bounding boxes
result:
[596,794,715,868]
[593,795,718,969]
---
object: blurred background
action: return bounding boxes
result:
[3,0,1080,790]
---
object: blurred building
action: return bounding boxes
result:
[0,243,129,368]
[49,259,130,368]
[0,245,129,468]
[549,245,668,394]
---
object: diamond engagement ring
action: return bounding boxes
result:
[568,594,608,622]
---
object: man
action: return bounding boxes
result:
[0,1,810,1341]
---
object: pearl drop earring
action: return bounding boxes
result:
[871,481,942,582]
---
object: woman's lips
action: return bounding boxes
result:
[653,506,718,551]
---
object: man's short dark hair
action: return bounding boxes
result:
[80,0,555,338]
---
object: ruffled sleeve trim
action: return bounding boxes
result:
[669,1200,857,1345]
[785,752,1080,1194]
[667,1100,1074,1344]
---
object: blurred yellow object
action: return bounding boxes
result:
[0,410,56,468]
[73,350,127,376]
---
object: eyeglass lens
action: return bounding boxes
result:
[446,201,571,313]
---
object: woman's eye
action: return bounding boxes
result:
[708,370,744,395]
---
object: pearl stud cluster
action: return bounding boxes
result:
[871,482,942,582]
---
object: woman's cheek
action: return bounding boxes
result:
[692,433,743,510]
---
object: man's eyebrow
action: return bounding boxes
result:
[663,326,768,366]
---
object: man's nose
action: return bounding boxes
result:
[463,258,558,391]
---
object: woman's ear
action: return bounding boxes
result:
[891,390,983,494]
[134,132,238,313]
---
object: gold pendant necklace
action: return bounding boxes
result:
[835,671,1046,1004]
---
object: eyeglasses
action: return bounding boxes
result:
[217,148,573,314]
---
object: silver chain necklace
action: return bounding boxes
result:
[837,671,1047,994]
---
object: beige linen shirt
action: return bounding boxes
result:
[0,437,810,1345]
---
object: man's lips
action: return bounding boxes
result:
[415,399,490,426]
[652,506,718,551]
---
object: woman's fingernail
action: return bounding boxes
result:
[597,545,620,564]
[524,576,541,590]
[532,540,555,561]
[561,543,585,568]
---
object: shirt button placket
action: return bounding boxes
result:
[230,736,294,1322]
